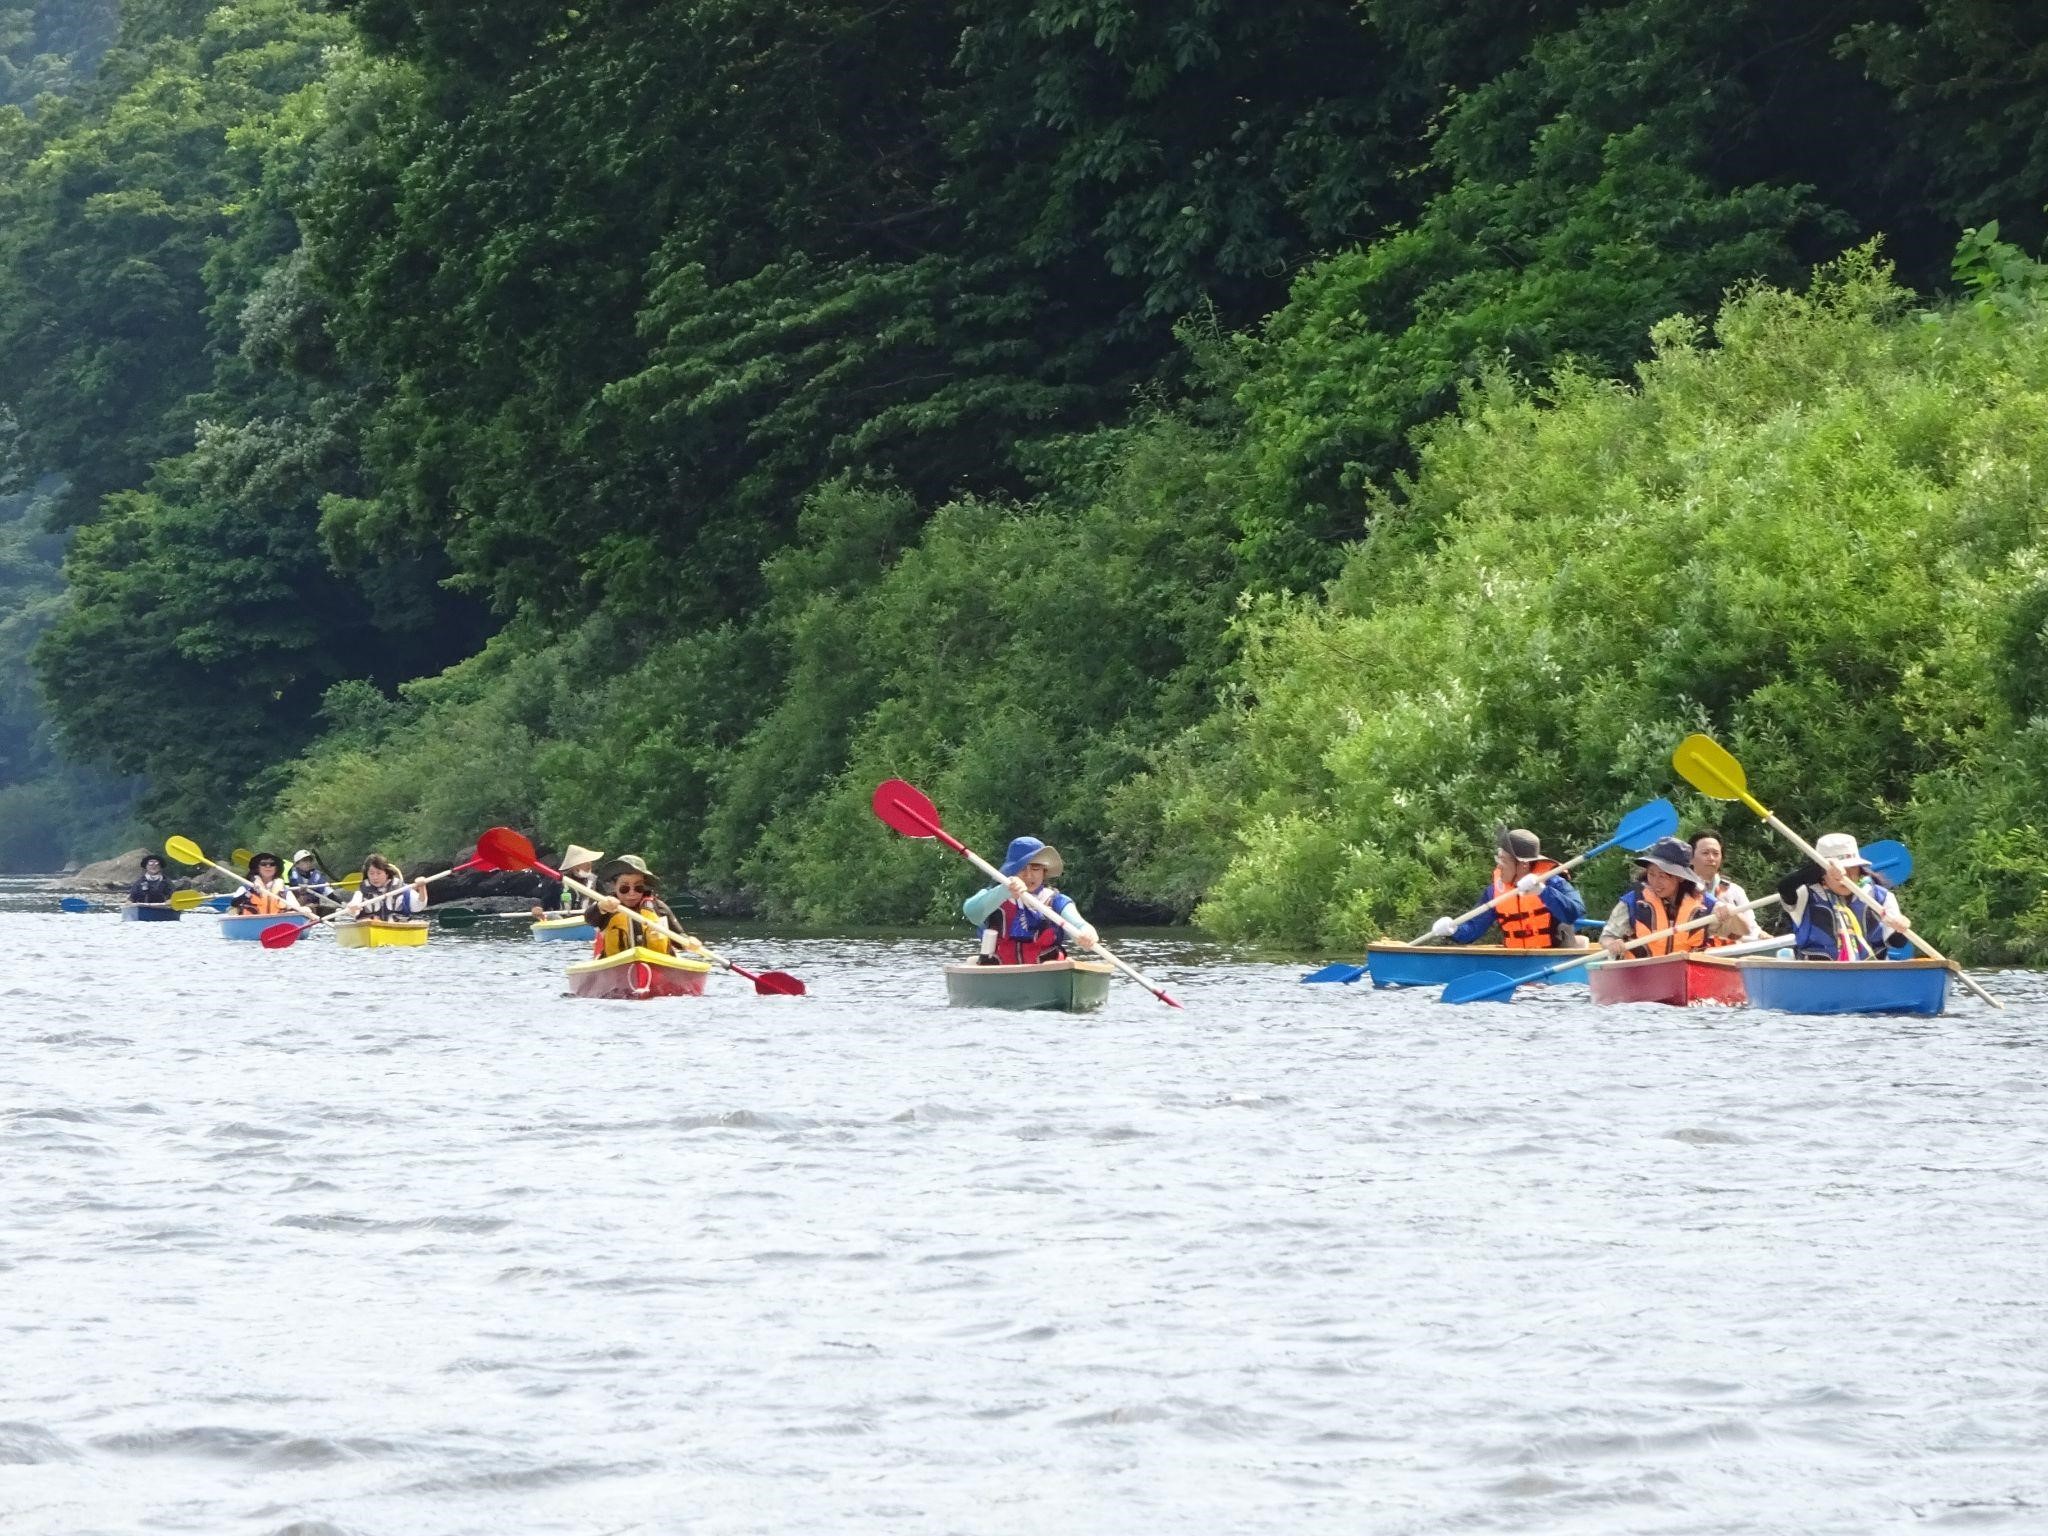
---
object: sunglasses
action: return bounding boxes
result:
[614,881,650,895]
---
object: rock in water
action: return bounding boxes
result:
[70,848,153,891]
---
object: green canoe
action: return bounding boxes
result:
[943,958,1115,1013]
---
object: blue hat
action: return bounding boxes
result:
[999,836,1064,878]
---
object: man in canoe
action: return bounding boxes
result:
[1433,827,1586,949]
[288,849,341,912]
[963,836,1100,964]
[1689,828,1762,939]
[128,853,174,908]
[530,844,602,922]
[1600,836,1751,957]
[1776,833,1913,961]
[585,855,700,957]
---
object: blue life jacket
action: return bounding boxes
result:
[1792,882,1892,961]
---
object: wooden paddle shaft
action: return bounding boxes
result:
[1761,811,2001,1009]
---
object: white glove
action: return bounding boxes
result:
[1430,916,1456,938]
[1514,873,1544,894]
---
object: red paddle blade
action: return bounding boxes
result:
[871,779,941,838]
[475,826,539,872]
[751,970,806,997]
[259,921,306,949]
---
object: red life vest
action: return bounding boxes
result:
[1489,860,1564,949]
[989,899,1065,965]
[1629,888,1708,955]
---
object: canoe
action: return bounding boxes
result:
[1730,956,1953,1016]
[1588,952,1748,1007]
[120,904,181,923]
[332,918,429,949]
[943,958,1115,1013]
[566,946,712,1000]
[532,915,598,943]
[1364,942,1593,989]
[219,913,311,942]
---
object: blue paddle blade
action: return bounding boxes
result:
[1439,970,1522,1005]
[1614,797,1681,851]
[205,895,234,911]
[1861,839,1912,885]
[1301,963,1367,984]
[59,896,91,913]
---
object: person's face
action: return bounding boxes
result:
[1023,860,1051,892]
[1822,862,1858,895]
[365,866,391,888]
[1496,851,1528,886]
[1692,838,1723,880]
[254,858,280,879]
[1644,866,1682,903]
[614,877,652,906]
[143,861,162,876]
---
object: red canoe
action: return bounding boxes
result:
[1588,953,1747,1007]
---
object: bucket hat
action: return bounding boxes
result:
[1813,832,1871,870]
[1496,827,1542,862]
[999,836,1064,879]
[603,854,661,889]
[1633,836,1702,887]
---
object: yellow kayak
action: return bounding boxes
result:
[332,919,430,949]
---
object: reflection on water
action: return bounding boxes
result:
[2,874,2046,1535]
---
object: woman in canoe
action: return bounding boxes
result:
[345,855,428,919]
[1775,833,1913,961]
[585,856,698,957]
[231,852,311,916]
[1432,827,1586,949]
[128,854,174,908]
[963,837,1099,964]
[529,844,602,921]
[1599,837,1751,957]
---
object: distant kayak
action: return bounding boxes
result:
[1365,942,1592,990]
[220,913,310,942]
[944,958,1113,1013]
[333,919,429,949]
[120,904,180,923]
[532,916,597,943]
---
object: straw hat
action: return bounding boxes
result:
[560,844,604,871]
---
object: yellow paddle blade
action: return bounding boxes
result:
[168,888,204,910]
[1672,733,1749,802]
[165,836,204,867]
[230,847,253,871]
[338,872,362,890]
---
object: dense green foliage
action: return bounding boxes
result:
[2,0,2046,952]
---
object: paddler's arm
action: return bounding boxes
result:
[1048,891,1099,951]
[962,883,1008,927]
[1600,900,1633,957]
[1449,892,1497,945]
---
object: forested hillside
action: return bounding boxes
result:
[5,1,2047,956]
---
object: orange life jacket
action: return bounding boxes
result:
[238,879,290,916]
[1630,888,1709,955]
[1489,860,1564,949]
[989,899,1065,964]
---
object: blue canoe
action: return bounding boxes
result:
[532,916,598,943]
[1364,942,1594,989]
[219,913,311,942]
[121,904,181,923]
[1730,956,1953,1016]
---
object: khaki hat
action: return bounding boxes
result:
[292,850,316,864]
[1496,827,1541,861]
[1813,832,1871,870]
[603,854,660,888]
[561,844,604,870]
[1633,836,1702,888]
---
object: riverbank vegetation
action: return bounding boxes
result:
[3,1,2046,956]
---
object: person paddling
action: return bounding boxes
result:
[232,852,310,917]
[128,854,173,907]
[346,854,427,918]
[1689,829,1761,939]
[530,844,602,921]
[288,849,340,911]
[1432,828,1586,949]
[1600,836,1750,957]
[962,836,1100,964]
[585,855,697,957]
[1776,833,1913,961]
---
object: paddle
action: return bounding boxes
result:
[432,907,534,929]
[1673,734,1999,1009]
[166,837,316,930]
[869,778,1183,1010]
[472,828,805,996]
[1300,798,1681,984]
[260,856,481,948]
[231,847,253,872]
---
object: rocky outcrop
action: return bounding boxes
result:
[68,848,152,890]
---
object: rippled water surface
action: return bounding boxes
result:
[4,877,2047,1535]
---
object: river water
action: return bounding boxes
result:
[3,876,2046,1536]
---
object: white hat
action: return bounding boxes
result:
[1813,832,1871,869]
[560,844,604,870]
[292,849,316,864]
